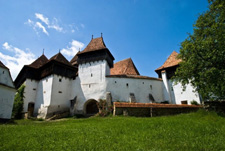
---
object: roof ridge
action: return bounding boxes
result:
[0,61,8,69]
[49,52,71,66]
[28,54,48,68]
[79,37,107,54]
[123,58,132,74]
[155,51,181,71]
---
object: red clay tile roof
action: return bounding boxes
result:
[155,51,182,71]
[79,37,106,54]
[49,52,71,66]
[70,52,79,65]
[111,58,140,75]
[0,61,8,69]
[106,75,162,81]
[28,54,48,68]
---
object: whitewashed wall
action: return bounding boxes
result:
[0,68,14,88]
[23,79,38,112]
[70,60,109,113]
[35,75,54,118]
[49,75,72,114]
[161,71,172,103]
[0,85,16,119]
[106,77,164,103]
[0,67,15,119]
[169,80,200,104]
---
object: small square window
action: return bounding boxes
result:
[59,79,62,82]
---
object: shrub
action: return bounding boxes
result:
[96,99,113,117]
[12,85,25,119]
[191,100,199,105]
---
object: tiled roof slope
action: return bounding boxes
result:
[49,52,71,66]
[106,75,162,81]
[70,52,79,65]
[79,37,106,54]
[111,58,140,75]
[28,54,48,68]
[0,61,8,69]
[155,51,182,71]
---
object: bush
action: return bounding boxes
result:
[191,100,199,105]
[96,99,113,117]
[12,85,25,119]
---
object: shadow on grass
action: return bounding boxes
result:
[0,119,17,125]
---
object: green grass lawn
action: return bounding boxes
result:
[1,110,225,151]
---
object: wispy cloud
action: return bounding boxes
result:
[0,42,35,79]
[26,13,64,35]
[35,13,63,32]
[26,13,83,35]
[61,40,84,57]
[25,19,48,35]
[36,22,49,35]
[35,13,49,25]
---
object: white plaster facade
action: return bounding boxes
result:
[16,38,201,119]
[0,65,16,120]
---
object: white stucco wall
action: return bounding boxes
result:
[49,75,72,114]
[106,77,163,103]
[161,71,172,103]
[0,85,16,119]
[23,79,38,112]
[169,80,200,105]
[35,75,54,118]
[0,67,14,88]
[71,60,109,113]
[0,67,15,119]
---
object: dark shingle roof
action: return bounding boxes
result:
[0,61,8,69]
[111,58,140,75]
[28,54,48,68]
[49,52,71,66]
[79,37,106,54]
[70,52,79,66]
[155,51,182,71]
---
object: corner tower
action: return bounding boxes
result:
[77,37,114,83]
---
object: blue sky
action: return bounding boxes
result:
[0,0,209,79]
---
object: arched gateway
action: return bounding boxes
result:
[84,99,99,115]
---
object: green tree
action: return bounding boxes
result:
[12,85,25,119]
[175,0,225,100]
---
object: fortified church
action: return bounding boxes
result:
[14,36,201,119]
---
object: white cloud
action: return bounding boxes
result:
[26,13,84,35]
[35,22,49,35]
[0,42,35,79]
[35,13,49,25]
[25,19,48,36]
[61,40,84,57]
[35,13,63,32]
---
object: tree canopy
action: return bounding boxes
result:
[175,0,225,100]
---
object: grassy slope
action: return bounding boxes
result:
[0,110,225,151]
